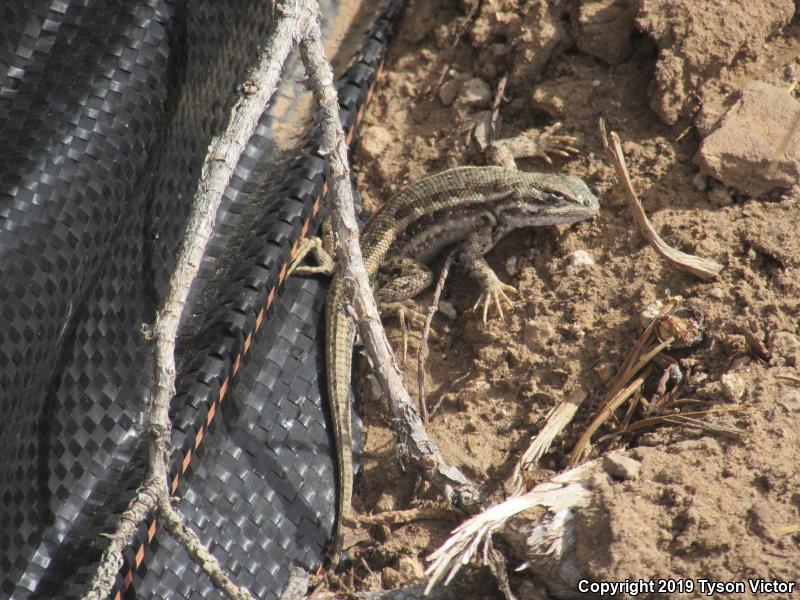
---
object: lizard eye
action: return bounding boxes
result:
[544,191,568,204]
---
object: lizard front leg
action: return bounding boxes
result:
[459,224,518,323]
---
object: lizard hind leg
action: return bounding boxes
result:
[376,256,434,361]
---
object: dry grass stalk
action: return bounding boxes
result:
[510,388,586,495]
[621,406,746,435]
[599,119,723,280]
[569,371,650,465]
[425,461,598,596]
[569,298,685,464]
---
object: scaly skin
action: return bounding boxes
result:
[325,165,599,556]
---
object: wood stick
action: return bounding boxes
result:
[418,248,458,423]
[82,3,313,598]
[298,4,482,515]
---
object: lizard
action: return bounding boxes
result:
[288,127,600,561]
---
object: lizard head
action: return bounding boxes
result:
[496,173,600,228]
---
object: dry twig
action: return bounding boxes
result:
[489,73,508,137]
[298,4,481,516]
[356,506,460,527]
[599,119,723,280]
[83,2,316,597]
[430,1,483,100]
[417,247,458,423]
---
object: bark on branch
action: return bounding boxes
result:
[82,2,315,598]
[297,3,481,515]
[83,0,480,598]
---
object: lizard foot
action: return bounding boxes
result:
[529,122,580,164]
[472,281,517,323]
[488,122,580,168]
[287,236,335,277]
[381,300,437,362]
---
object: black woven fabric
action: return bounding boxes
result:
[0,0,404,598]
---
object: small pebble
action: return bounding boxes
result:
[777,390,800,413]
[720,371,746,402]
[438,300,457,320]
[768,331,800,367]
[639,299,664,329]
[457,77,492,107]
[397,556,425,581]
[568,249,594,267]
[438,79,461,106]
[708,187,733,206]
[382,567,402,588]
[692,171,708,191]
[708,287,724,300]
[505,255,520,276]
[729,355,751,371]
[603,452,642,480]
[784,63,800,83]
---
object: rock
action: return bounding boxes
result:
[696,82,800,196]
[567,249,594,267]
[397,555,425,581]
[531,87,566,118]
[692,171,708,192]
[591,362,615,385]
[639,299,664,329]
[777,389,800,413]
[720,371,746,403]
[506,1,572,88]
[471,110,494,151]
[707,186,733,207]
[572,0,636,65]
[359,126,393,162]
[438,300,457,320]
[381,567,403,588]
[603,452,642,480]
[785,63,800,84]
[505,256,520,277]
[457,77,492,108]
[768,331,800,367]
[438,78,462,106]
[636,0,794,124]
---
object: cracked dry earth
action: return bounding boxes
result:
[320,1,800,598]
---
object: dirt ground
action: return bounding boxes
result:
[333,0,800,597]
